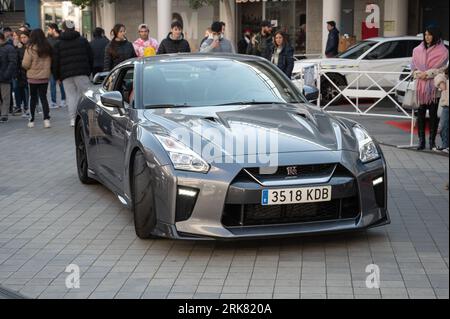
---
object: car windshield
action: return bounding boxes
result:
[336,41,378,59]
[142,59,306,108]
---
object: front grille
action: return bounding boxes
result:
[243,164,336,183]
[222,196,360,227]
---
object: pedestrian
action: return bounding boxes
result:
[11,30,23,116]
[271,31,295,78]
[47,23,67,109]
[220,21,226,34]
[325,21,340,58]
[19,24,31,33]
[237,29,252,55]
[3,27,15,115]
[247,20,273,60]
[104,24,136,71]
[411,26,449,151]
[200,21,235,54]
[2,27,13,45]
[0,32,17,123]
[157,21,191,55]
[435,67,449,153]
[22,28,52,129]
[133,24,159,58]
[90,27,109,76]
[16,30,31,118]
[200,28,212,48]
[52,20,93,127]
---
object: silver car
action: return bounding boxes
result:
[75,54,390,240]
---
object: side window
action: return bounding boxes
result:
[365,41,408,60]
[103,69,120,91]
[114,68,135,106]
[406,41,422,57]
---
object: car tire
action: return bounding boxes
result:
[320,75,346,106]
[132,151,157,239]
[76,121,97,185]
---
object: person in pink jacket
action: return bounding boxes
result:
[133,24,159,58]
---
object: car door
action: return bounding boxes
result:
[358,40,410,89]
[95,66,134,190]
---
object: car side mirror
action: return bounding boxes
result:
[93,72,109,85]
[101,91,124,109]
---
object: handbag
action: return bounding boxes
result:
[402,75,419,110]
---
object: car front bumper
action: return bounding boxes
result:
[151,150,390,240]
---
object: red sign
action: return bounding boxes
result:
[362,22,379,40]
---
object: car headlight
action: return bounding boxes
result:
[155,135,210,173]
[352,125,380,163]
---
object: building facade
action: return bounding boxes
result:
[84,0,450,53]
[2,0,448,54]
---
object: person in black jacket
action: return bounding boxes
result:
[0,32,18,123]
[157,21,191,55]
[325,21,340,58]
[47,23,66,109]
[270,31,295,78]
[237,29,252,55]
[16,30,30,117]
[90,27,109,76]
[52,20,93,127]
[104,24,136,72]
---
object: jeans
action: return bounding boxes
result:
[15,84,29,111]
[0,83,11,118]
[50,75,66,104]
[29,83,50,122]
[417,102,439,147]
[439,107,449,149]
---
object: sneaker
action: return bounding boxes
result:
[50,102,58,109]
[44,120,51,129]
[70,119,75,127]
[21,113,29,119]
[443,148,449,154]
[61,100,67,108]
[0,117,8,123]
[28,121,35,128]
[13,108,22,116]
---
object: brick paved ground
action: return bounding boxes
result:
[0,110,448,299]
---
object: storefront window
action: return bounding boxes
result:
[237,0,307,54]
[138,0,219,52]
[171,0,220,52]
[42,1,80,30]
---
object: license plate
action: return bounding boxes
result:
[262,186,332,206]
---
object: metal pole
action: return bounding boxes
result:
[317,64,321,108]
[410,108,415,147]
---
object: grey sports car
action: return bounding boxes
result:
[75,54,390,240]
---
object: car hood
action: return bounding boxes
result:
[142,104,358,161]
